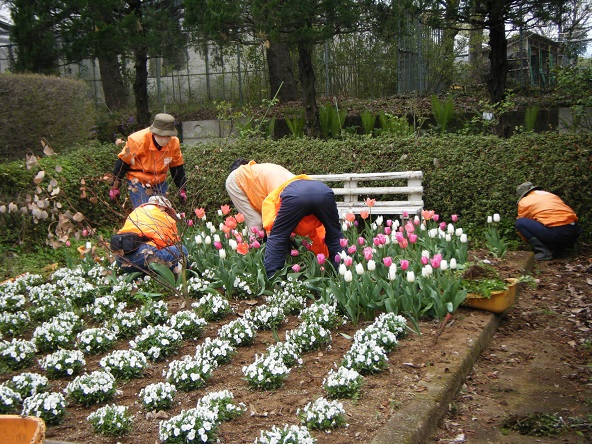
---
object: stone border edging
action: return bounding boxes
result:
[371,251,535,444]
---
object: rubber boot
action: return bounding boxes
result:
[528,237,553,260]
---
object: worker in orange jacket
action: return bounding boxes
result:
[116,196,187,272]
[110,113,187,208]
[515,182,582,260]
[226,159,345,278]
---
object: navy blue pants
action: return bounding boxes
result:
[264,180,344,278]
[515,218,582,250]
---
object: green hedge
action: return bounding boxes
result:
[1,132,590,254]
[0,73,95,160]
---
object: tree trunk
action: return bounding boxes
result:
[97,53,128,111]
[297,42,321,138]
[486,5,508,105]
[266,41,299,103]
[133,46,151,128]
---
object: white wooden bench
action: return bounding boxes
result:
[308,171,424,216]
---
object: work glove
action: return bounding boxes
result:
[179,189,187,204]
[109,188,120,201]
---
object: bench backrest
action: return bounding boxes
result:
[308,171,424,216]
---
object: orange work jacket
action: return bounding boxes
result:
[118,128,184,186]
[234,161,294,213]
[518,190,578,227]
[118,204,179,249]
[261,175,329,257]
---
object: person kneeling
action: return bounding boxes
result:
[112,196,187,273]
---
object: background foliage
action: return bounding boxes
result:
[0,74,96,159]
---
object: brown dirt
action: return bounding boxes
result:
[434,246,592,443]
[3,247,591,444]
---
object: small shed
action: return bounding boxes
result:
[507,32,560,89]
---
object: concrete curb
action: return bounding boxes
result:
[371,252,535,444]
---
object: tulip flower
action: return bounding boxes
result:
[408,233,418,244]
[317,254,326,265]
[363,247,373,261]
[439,222,447,231]
[348,245,357,255]
[450,258,457,269]
[433,214,440,222]
[195,234,203,244]
[383,257,393,267]
[205,236,212,245]
[250,240,261,249]
[430,257,441,269]
[65,241,71,247]
[220,205,231,215]
[357,237,365,246]
[404,222,415,233]
[493,213,500,223]
[455,228,463,236]
[422,265,433,277]
[228,239,238,250]
[414,215,420,225]
[345,212,356,222]
[400,259,409,271]
[187,219,194,227]
[213,241,223,250]
[451,214,458,222]
[194,208,206,219]
[339,264,347,275]
[440,260,448,270]
[344,270,353,282]
[225,216,238,229]
[237,242,249,255]
[460,234,468,243]
[420,255,429,265]
[384,226,392,235]
[375,216,383,226]
[422,209,435,221]
[365,197,376,207]
[388,264,397,281]
[447,223,455,234]
[340,238,348,248]
[402,211,409,218]
[356,263,365,275]
[219,249,226,259]
[290,249,299,257]
[82,229,89,237]
[344,256,353,267]
[235,213,245,223]
[292,264,301,273]
[399,238,409,249]
[360,210,369,220]
[487,215,493,223]
[406,271,415,283]
[367,260,376,271]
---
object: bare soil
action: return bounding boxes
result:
[434,246,592,443]
[3,247,590,444]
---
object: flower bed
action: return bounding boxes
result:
[0,207,518,443]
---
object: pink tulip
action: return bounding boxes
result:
[376,234,387,245]
[363,247,373,260]
[395,233,405,243]
[250,240,261,249]
[451,214,458,222]
[344,256,353,267]
[292,264,301,272]
[431,257,441,269]
[384,227,392,235]
[213,241,223,250]
[373,237,381,246]
[340,238,348,248]
[386,219,393,227]
[335,254,342,264]
[383,257,393,267]
[421,256,429,265]
[290,249,299,257]
[180,212,186,219]
[399,238,409,249]
[347,245,357,255]
[408,233,418,244]
[439,222,446,231]
[187,219,194,227]
[65,241,71,247]
[404,222,415,233]
[357,237,365,246]
[402,211,409,218]
[400,259,409,271]
[317,253,326,265]
[414,216,420,226]
[433,214,440,222]
[82,229,89,237]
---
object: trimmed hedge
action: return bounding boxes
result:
[0,73,96,160]
[1,132,590,253]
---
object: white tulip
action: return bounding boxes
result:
[440,260,448,270]
[487,215,493,223]
[229,239,238,250]
[195,234,203,244]
[375,216,383,226]
[205,236,212,245]
[406,271,415,283]
[339,264,347,276]
[450,258,457,269]
[344,270,353,282]
[213,234,221,243]
[367,260,376,271]
[355,263,365,275]
[447,223,455,234]
[455,228,463,236]
[219,249,226,259]
[493,213,501,223]
[388,264,397,281]
[460,234,468,243]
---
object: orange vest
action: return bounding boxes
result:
[118,128,184,186]
[234,161,294,213]
[518,190,578,227]
[118,204,179,249]
[261,175,329,257]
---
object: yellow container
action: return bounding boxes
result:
[462,278,518,314]
[0,415,46,444]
